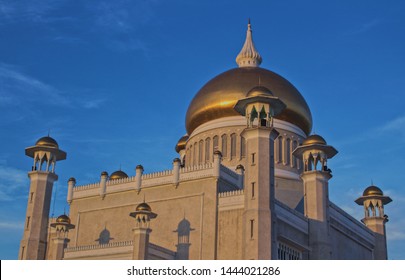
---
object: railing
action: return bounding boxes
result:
[218,189,244,197]
[65,240,133,252]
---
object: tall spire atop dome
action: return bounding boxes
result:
[236,20,262,68]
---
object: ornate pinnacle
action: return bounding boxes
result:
[236,21,262,67]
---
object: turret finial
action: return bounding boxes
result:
[236,20,262,67]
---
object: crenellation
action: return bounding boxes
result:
[74,182,100,191]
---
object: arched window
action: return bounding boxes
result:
[213,135,219,152]
[230,133,236,159]
[205,138,211,162]
[240,136,246,158]
[198,140,203,164]
[277,136,283,163]
[221,134,227,158]
[286,138,291,166]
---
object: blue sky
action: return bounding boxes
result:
[0,0,404,259]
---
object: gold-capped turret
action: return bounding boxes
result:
[109,170,128,180]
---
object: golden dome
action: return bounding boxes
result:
[56,214,71,224]
[185,67,312,135]
[35,136,59,149]
[109,170,128,180]
[302,134,327,146]
[363,185,383,196]
[136,202,152,212]
[175,135,189,153]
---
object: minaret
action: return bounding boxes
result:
[129,202,157,260]
[47,214,75,260]
[234,84,286,259]
[19,136,66,260]
[355,185,392,259]
[293,134,337,259]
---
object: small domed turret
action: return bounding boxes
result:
[50,213,75,232]
[130,201,157,220]
[175,135,189,153]
[56,214,71,224]
[246,86,273,97]
[302,134,327,146]
[363,185,384,197]
[136,202,152,212]
[109,170,128,180]
[35,136,59,148]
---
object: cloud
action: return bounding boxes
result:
[387,217,405,241]
[82,98,107,109]
[0,63,70,107]
[0,165,27,202]
[106,38,148,53]
[349,18,382,35]
[0,63,108,113]
[52,35,84,45]
[91,0,157,33]
[0,221,24,230]
[382,115,405,132]
[0,0,66,25]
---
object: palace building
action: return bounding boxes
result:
[19,22,392,260]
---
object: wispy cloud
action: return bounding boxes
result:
[0,63,108,112]
[89,0,158,54]
[0,165,27,202]
[0,221,24,230]
[106,38,149,53]
[91,0,157,33]
[349,18,382,35]
[0,63,70,107]
[382,115,405,132]
[82,98,107,109]
[0,0,66,25]
[387,218,405,241]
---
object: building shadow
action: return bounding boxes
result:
[95,227,114,245]
[174,218,194,260]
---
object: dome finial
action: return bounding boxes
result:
[236,20,262,68]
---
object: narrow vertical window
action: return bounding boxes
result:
[221,134,227,158]
[292,140,298,168]
[230,133,236,159]
[251,153,255,165]
[251,182,255,198]
[286,138,291,166]
[193,143,197,165]
[240,136,246,158]
[250,219,254,239]
[21,246,25,259]
[26,216,30,230]
[199,140,203,164]
[30,192,34,203]
[189,146,192,166]
[213,135,219,152]
[205,138,211,162]
[277,136,283,163]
